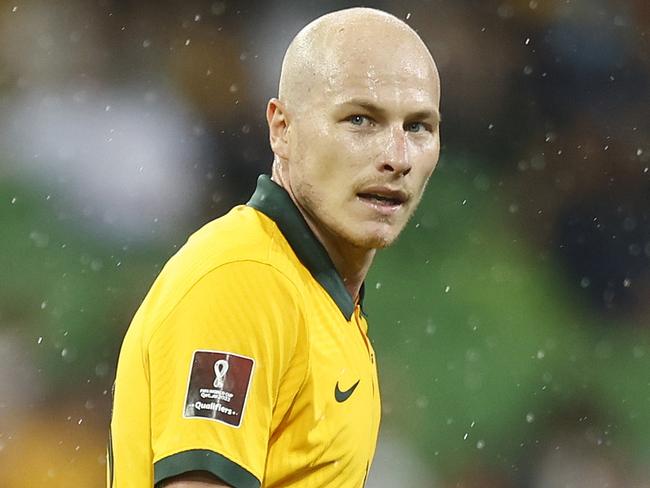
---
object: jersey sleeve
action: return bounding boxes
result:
[147,261,304,487]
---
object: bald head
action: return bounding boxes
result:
[278,8,440,113]
[266,7,441,254]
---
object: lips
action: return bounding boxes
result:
[357,187,408,207]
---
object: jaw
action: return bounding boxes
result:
[342,218,405,249]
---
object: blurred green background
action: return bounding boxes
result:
[1,0,649,486]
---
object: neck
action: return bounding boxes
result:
[309,223,376,301]
[272,163,375,301]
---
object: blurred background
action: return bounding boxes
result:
[0,0,649,486]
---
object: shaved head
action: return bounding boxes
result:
[278,8,440,114]
[267,7,441,254]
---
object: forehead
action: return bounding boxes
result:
[318,36,439,106]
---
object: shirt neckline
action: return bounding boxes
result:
[247,174,364,320]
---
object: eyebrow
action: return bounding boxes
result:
[336,98,441,124]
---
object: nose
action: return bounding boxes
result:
[379,125,411,176]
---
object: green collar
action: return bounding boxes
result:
[247,175,363,320]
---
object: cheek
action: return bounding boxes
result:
[411,145,439,185]
[418,136,440,169]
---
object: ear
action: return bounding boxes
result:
[266,98,290,161]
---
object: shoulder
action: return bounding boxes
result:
[131,205,305,341]
[172,204,300,285]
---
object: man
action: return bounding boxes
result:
[109,7,440,488]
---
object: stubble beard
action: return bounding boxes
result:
[297,183,423,252]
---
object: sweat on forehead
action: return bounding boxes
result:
[278,8,437,110]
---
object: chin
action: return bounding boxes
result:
[346,226,401,250]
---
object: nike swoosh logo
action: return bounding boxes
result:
[334,379,360,403]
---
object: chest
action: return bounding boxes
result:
[266,295,381,487]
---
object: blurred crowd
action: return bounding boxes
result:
[0,0,649,486]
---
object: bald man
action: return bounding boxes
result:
[109,7,440,488]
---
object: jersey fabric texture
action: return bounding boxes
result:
[109,175,381,487]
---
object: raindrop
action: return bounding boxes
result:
[526,412,535,423]
[523,65,533,75]
[12,6,17,12]
[509,203,519,213]
[525,37,530,45]
[463,432,469,440]
[406,12,411,20]
[375,282,382,290]
[40,301,47,309]
[142,39,151,48]
[444,285,451,293]
[462,199,467,205]
[11,197,16,204]
[536,350,545,359]
[580,277,591,288]
[636,148,643,156]
[623,278,631,288]
[476,440,485,449]
[78,418,83,425]
[37,336,43,344]
[62,346,77,363]
[229,84,238,93]
[529,0,538,9]
[194,14,201,21]
[185,38,191,46]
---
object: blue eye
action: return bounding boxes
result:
[348,115,369,126]
[405,122,425,133]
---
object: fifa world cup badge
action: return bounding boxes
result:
[184,350,255,427]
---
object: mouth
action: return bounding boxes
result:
[356,187,408,214]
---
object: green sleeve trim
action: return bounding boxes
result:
[154,449,260,488]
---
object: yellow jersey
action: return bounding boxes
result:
[109,175,381,487]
